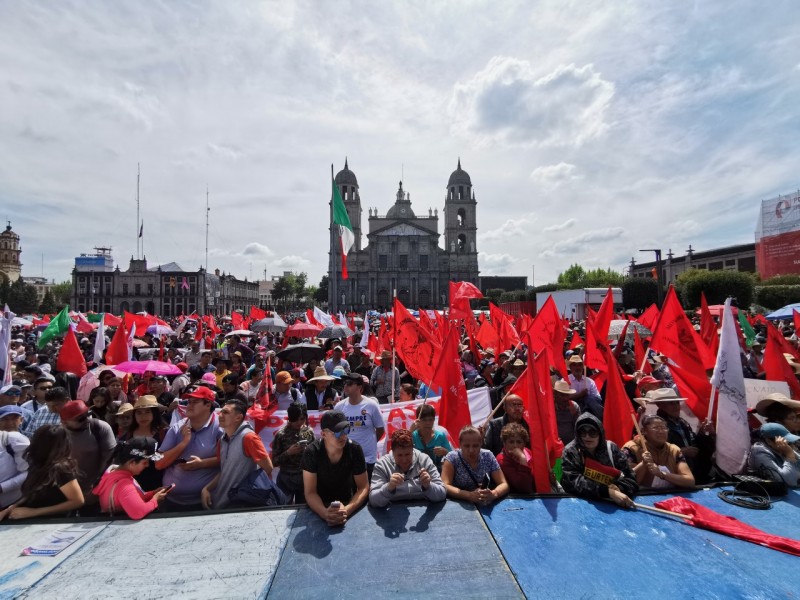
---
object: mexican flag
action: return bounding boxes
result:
[38,305,71,348]
[332,178,354,279]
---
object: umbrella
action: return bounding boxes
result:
[277,343,326,364]
[225,329,256,337]
[285,322,323,338]
[114,360,182,376]
[765,302,800,321]
[146,324,174,336]
[251,316,288,332]
[318,325,354,339]
[77,365,127,402]
[607,320,652,340]
[11,316,33,328]
[695,304,739,318]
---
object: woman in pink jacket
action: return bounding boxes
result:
[93,437,173,520]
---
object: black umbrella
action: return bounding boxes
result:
[318,325,354,339]
[277,343,326,364]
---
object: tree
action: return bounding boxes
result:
[622,277,659,310]
[676,269,754,309]
[557,264,586,287]
[555,264,623,289]
[486,288,505,304]
[6,279,39,313]
[39,289,57,314]
[304,285,318,307]
[315,275,329,305]
[271,275,293,312]
[0,277,10,307]
[51,281,72,308]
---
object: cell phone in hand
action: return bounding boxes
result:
[330,501,342,509]
[297,439,309,446]
[480,474,491,489]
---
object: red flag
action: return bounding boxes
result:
[393,298,441,384]
[255,356,277,410]
[433,327,471,446]
[418,309,438,340]
[379,316,393,355]
[231,312,245,330]
[793,310,800,334]
[633,328,651,374]
[654,496,800,558]
[306,309,320,327]
[602,355,636,448]
[449,281,483,320]
[489,303,520,352]
[105,321,129,365]
[593,287,616,342]
[124,311,156,335]
[671,362,713,420]
[203,315,221,335]
[194,319,204,343]
[649,286,715,380]
[56,327,88,377]
[612,320,630,360]
[158,335,165,362]
[699,293,717,348]
[526,296,568,380]
[637,304,660,332]
[764,325,800,399]
[569,331,584,350]
[475,316,500,352]
[250,305,267,320]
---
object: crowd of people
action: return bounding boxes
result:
[1,306,799,525]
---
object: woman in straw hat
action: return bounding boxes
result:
[305,366,339,410]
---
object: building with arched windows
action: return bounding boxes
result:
[0,222,22,284]
[328,159,480,312]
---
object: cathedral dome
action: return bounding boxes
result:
[447,158,471,187]
[334,158,358,187]
[386,181,415,218]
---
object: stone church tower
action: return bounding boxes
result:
[0,222,22,283]
[328,159,480,312]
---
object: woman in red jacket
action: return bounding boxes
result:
[496,423,535,494]
[93,437,172,520]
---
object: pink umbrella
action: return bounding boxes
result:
[114,360,182,376]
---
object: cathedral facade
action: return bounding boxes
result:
[328,159,479,312]
[0,222,22,284]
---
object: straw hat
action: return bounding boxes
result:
[116,402,135,416]
[307,365,336,383]
[553,380,576,396]
[634,387,687,409]
[134,395,160,410]
[755,392,800,416]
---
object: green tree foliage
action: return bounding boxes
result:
[0,277,10,306]
[271,272,310,311]
[676,269,754,309]
[5,279,40,313]
[556,264,623,289]
[486,288,505,304]
[754,285,800,310]
[39,289,57,314]
[51,281,72,308]
[315,275,329,305]
[622,277,659,310]
[758,274,800,287]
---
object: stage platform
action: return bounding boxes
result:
[0,488,797,599]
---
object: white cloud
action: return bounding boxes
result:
[530,162,582,188]
[479,216,533,242]
[543,218,576,233]
[449,57,614,147]
[478,251,517,274]
[241,243,275,259]
[540,227,627,256]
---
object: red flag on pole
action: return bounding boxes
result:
[432,327,471,446]
[250,305,267,320]
[105,321,129,366]
[449,281,483,321]
[764,324,800,399]
[637,304,660,332]
[393,298,441,384]
[56,327,88,377]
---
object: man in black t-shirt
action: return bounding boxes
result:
[301,410,368,526]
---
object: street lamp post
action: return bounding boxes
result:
[639,248,663,307]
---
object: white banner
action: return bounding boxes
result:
[744,378,792,410]
[256,387,492,456]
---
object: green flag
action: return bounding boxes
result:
[737,310,756,347]
[38,305,71,348]
[332,178,354,279]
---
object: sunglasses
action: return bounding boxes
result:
[332,426,351,439]
[3,390,22,397]
[578,428,599,438]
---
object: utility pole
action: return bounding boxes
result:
[639,248,663,307]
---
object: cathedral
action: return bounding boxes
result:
[328,159,480,312]
[0,222,22,284]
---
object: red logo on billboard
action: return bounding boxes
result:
[776,199,792,219]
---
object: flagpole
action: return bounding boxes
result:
[330,164,337,314]
[391,289,397,403]
[136,163,140,259]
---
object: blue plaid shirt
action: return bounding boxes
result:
[21,405,61,438]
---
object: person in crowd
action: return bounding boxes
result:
[93,437,172,519]
[212,358,232,389]
[272,402,316,503]
[148,375,176,414]
[275,370,301,410]
[441,425,509,505]
[201,400,273,510]
[748,423,800,486]
[226,334,254,365]
[369,429,446,507]
[335,373,385,479]
[496,423,536,494]
[483,394,529,456]
[0,405,30,508]
[461,349,479,388]
[106,377,129,406]
[354,352,374,380]
[347,343,365,372]
[0,425,84,520]
[324,345,351,376]
[301,410,369,526]
[228,351,247,382]
[755,393,800,434]
[127,395,166,490]
[567,355,603,419]
[21,385,68,438]
[198,351,214,374]
[183,341,202,367]
[745,341,764,377]
[304,366,338,410]
[220,374,249,404]
[113,403,135,438]
[473,358,496,389]
[553,380,580,445]
[60,400,117,506]
[156,386,222,511]
[370,351,400,404]
[21,377,52,415]
[239,368,263,404]
[561,413,638,508]
[87,386,113,423]
[398,383,418,403]
[170,362,191,397]
[622,415,695,489]
[411,403,452,473]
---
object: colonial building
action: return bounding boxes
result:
[0,222,22,284]
[328,159,480,312]
[629,243,756,284]
[71,251,258,317]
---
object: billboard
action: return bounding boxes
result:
[755,191,800,278]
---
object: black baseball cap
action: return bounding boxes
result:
[320,410,349,432]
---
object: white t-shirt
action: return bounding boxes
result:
[334,397,385,464]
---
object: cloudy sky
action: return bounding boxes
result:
[1,1,799,289]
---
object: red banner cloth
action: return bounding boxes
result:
[654,496,800,557]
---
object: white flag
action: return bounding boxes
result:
[127,323,137,360]
[711,298,750,475]
[313,306,335,327]
[359,311,370,348]
[0,304,15,386]
[93,314,106,364]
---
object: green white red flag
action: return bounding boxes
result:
[332,177,354,279]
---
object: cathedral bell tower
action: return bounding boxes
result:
[334,158,362,251]
[444,159,478,257]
